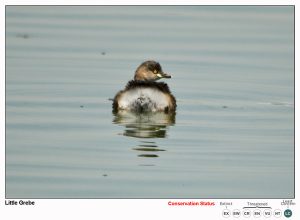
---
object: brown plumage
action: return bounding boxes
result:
[112,61,176,113]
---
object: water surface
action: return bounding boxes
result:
[6,6,294,198]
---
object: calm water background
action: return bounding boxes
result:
[6,6,294,198]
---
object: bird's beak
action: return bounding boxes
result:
[157,72,171,79]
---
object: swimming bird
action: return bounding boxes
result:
[112,60,176,113]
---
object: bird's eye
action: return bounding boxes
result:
[153,70,157,74]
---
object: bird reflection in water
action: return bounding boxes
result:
[112,111,176,158]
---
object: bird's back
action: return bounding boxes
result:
[113,80,176,113]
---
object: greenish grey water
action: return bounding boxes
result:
[6,6,294,198]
